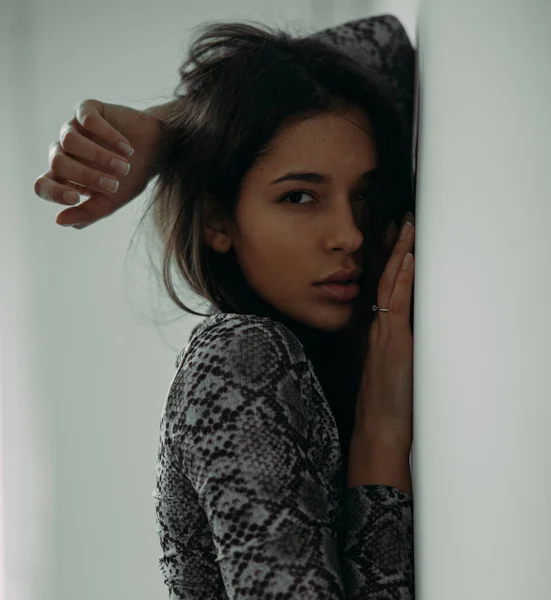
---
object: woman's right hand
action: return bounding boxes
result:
[354,212,416,452]
[34,99,164,229]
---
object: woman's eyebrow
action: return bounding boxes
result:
[270,168,377,186]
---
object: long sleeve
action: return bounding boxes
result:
[341,485,414,598]
[165,314,413,598]
[311,14,416,150]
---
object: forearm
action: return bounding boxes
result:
[347,433,412,495]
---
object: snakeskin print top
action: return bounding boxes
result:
[153,313,414,599]
[152,15,415,599]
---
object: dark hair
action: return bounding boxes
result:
[129,20,415,466]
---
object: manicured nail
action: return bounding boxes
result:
[400,221,412,240]
[402,252,413,270]
[110,158,131,175]
[99,176,119,192]
[118,142,134,157]
[63,191,79,205]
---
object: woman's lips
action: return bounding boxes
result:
[314,281,360,301]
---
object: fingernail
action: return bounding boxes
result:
[402,252,413,270]
[63,191,79,205]
[72,223,90,230]
[99,176,119,192]
[118,142,134,157]
[400,221,412,240]
[110,158,131,175]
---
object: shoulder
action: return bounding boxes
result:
[175,313,308,375]
[168,314,316,453]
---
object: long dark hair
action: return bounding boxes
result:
[129,20,416,467]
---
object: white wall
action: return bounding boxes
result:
[1,2,417,600]
[415,0,551,597]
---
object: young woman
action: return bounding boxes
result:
[35,15,416,599]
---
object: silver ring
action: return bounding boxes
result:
[372,305,389,312]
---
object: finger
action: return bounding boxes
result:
[58,124,132,180]
[34,171,117,225]
[72,99,134,157]
[54,191,118,227]
[376,217,415,337]
[48,150,121,197]
[378,215,414,305]
[388,251,415,335]
[34,171,94,206]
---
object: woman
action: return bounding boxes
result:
[35,15,416,599]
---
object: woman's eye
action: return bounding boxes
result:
[279,188,373,205]
[279,191,315,205]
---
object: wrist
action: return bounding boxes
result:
[352,422,412,456]
[142,101,180,178]
[347,431,412,493]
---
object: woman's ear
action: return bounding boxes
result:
[203,196,232,253]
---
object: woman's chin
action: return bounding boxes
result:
[298,302,354,332]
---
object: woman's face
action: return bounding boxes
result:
[206,106,396,332]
